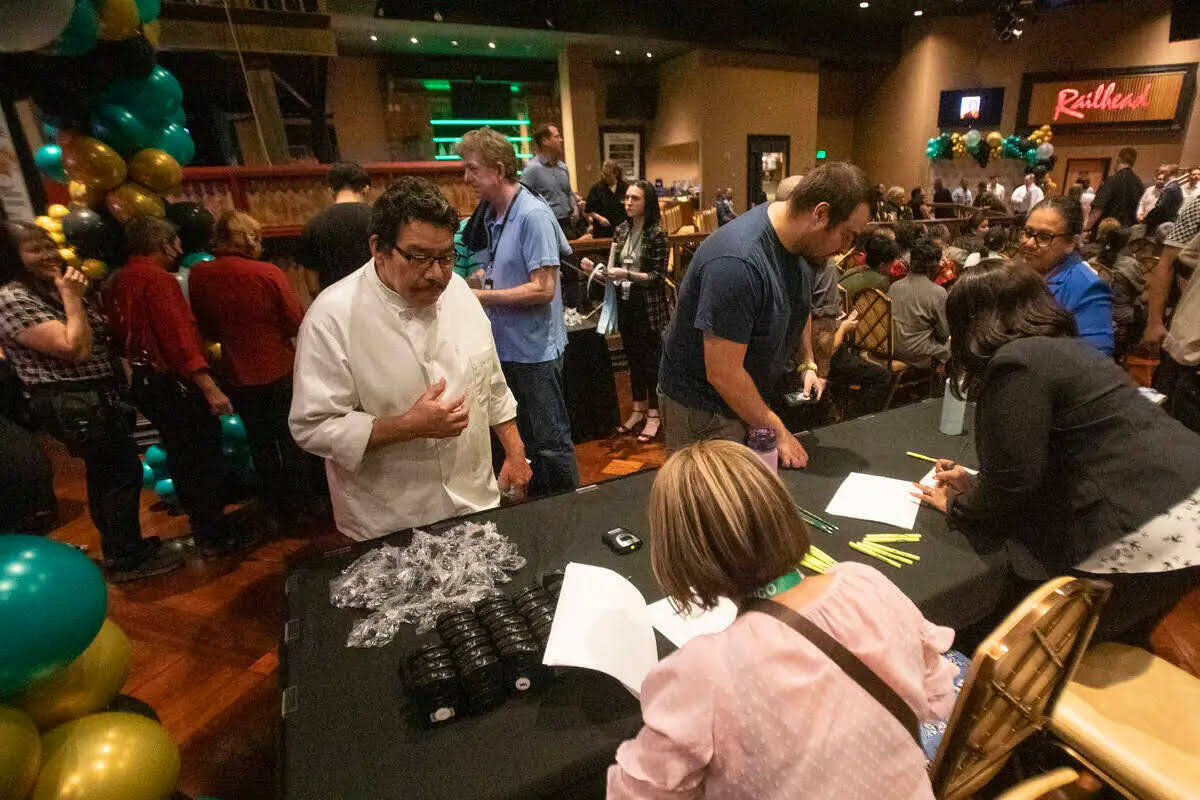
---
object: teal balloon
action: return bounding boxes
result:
[56,0,99,56]
[43,121,58,141]
[34,144,68,183]
[154,478,176,500]
[0,535,107,698]
[220,415,247,442]
[180,251,214,269]
[105,65,183,123]
[136,0,162,22]
[141,462,155,488]
[144,444,167,469]
[90,103,152,157]
[152,122,195,166]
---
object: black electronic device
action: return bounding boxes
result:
[602,527,642,555]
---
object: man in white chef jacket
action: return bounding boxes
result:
[289,176,533,540]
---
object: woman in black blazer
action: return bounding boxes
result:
[915,259,1200,641]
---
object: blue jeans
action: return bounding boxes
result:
[501,357,579,496]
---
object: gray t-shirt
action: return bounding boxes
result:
[521,156,572,219]
[888,274,949,368]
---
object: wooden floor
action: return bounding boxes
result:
[44,373,661,800]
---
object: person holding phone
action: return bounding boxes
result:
[581,180,671,442]
[0,221,183,581]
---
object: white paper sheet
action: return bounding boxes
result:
[824,472,922,530]
[918,464,978,488]
[542,562,659,697]
[646,596,737,648]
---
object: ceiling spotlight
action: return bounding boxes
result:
[614,49,621,55]
[450,40,458,46]
[410,36,419,44]
[913,9,923,15]
[859,1,869,7]
[993,1,1028,43]
[488,41,496,48]
[646,51,653,58]
[369,34,378,41]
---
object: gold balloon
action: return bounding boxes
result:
[34,712,180,800]
[987,131,1003,148]
[0,707,40,800]
[47,203,70,219]
[143,19,161,48]
[12,620,130,731]
[98,0,140,41]
[61,137,127,191]
[79,259,109,280]
[49,231,66,245]
[128,148,182,195]
[206,341,222,361]
[34,215,59,232]
[68,180,104,209]
[105,182,165,223]
[59,248,80,268]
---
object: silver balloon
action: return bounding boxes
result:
[0,0,75,52]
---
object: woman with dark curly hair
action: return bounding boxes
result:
[914,259,1200,641]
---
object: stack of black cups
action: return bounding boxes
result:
[436,608,508,714]
[513,583,557,644]
[404,640,464,727]
[475,593,549,693]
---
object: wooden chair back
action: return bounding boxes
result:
[852,289,894,361]
[662,205,684,235]
[838,285,849,316]
[929,576,1112,800]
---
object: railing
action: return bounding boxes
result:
[165,0,326,12]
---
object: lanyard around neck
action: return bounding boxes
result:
[750,568,804,601]
[485,185,522,284]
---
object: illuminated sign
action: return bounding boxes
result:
[1019,64,1197,130]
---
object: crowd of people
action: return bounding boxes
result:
[2,124,1199,796]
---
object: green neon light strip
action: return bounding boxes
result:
[429,118,530,126]
[432,136,530,143]
[435,154,462,160]
[421,79,452,91]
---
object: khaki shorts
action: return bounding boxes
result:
[658,389,747,455]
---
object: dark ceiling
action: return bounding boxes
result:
[371,0,1098,62]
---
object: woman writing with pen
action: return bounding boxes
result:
[608,440,960,800]
[913,259,1200,642]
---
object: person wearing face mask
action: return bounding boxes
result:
[1017,197,1114,356]
[289,177,531,540]
[105,216,251,557]
[189,211,319,526]
[658,162,871,466]
[580,179,671,442]
[0,221,183,581]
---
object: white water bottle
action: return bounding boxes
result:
[939,378,966,435]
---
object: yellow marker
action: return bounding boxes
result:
[862,542,920,561]
[849,541,902,568]
[860,545,915,565]
[864,533,921,542]
[906,451,938,464]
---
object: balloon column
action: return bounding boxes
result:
[924,125,1055,175]
[140,414,254,505]
[0,535,181,799]
[3,0,197,282]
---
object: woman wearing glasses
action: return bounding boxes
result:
[915,259,1200,643]
[1018,197,1115,356]
[189,211,321,524]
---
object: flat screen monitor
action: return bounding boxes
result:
[937,87,1005,128]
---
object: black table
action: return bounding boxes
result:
[280,399,1004,800]
[562,320,619,443]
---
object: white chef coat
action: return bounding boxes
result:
[289,260,518,540]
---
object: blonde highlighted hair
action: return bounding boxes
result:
[649,440,811,613]
[214,210,262,257]
[455,127,519,182]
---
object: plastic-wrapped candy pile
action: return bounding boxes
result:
[329,521,527,647]
[563,307,587,328]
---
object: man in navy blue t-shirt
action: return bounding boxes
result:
[659,162,872,467]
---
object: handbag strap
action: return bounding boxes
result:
[742,598,922,747]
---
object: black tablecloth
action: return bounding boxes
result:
[280,399,1004,800]
[563,321,619,443]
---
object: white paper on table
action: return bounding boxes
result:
[646,596,737,648]
[825,472,922,530]
[542,562,659,698]
[919,464,979,488]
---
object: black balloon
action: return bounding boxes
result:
[973,146,990,169]
[61,207,123,262]
[164,202,215,254]
[93,34,155,82]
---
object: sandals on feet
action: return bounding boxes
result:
[637,414,661,443]
[616,411,646,436]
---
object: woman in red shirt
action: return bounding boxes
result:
[189,211,323,523]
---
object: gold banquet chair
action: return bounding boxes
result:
[852,289,937,408]
[930,576,1112,800]
[1047,642,1200,799]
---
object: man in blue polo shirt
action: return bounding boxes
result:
[658,162,872,468]
[458,127,579,495]
[1021,196,1114,356]
[522,123,574,233]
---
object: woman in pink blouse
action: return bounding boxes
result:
[608,440,959,800]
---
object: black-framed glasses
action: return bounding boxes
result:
[393,248,456,269]
[1019,227,1072,246]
